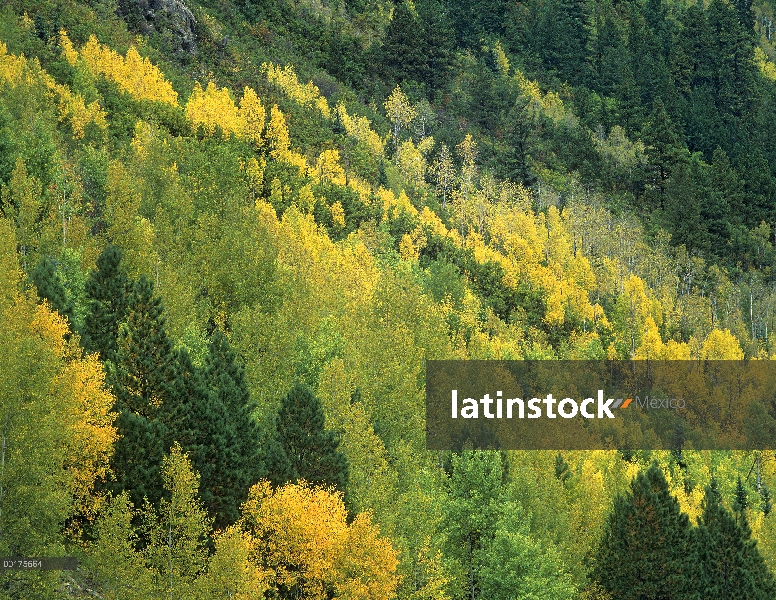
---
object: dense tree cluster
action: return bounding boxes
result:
[3,0,776,596]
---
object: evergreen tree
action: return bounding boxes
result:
[733,476,749,520]
[499,96,536,186]
[530,0,589,85]
[108,276,177,508]
[109,409,168,509]
[164,348,241,529]
[693,479,776,599]
[83,245,130,362]
[591,463,694,600]
[203,330,263,523]
[664,151,710,254]
[29,255,75,328]
[417,0,456,94]
[760,485,772,517]
[642,99,684,207]
[111,275,176,416]
[381,0,427,88]
[554,452,571,485]
[268,382,349,495]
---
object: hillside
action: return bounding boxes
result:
[3,0,776,597]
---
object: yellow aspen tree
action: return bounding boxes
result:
[493,41,511,77]
[104,161,158,277]
[296,184,316,213]
[336,104,385,156]
[57,352,118,525]
[634,316,664,360]
[239,86,266,148]
[316,149,346,184]
[85,493,155,599]
[3,157,42,270]
[241,156,265,204]
[384,85,416,151]
[431,143,456,209]
[186,82,242,137]
[196,526,269,599]
[262,63,331,117]
[266,105,291,160]
[142,444,211,596]
[700,329,744,360]
[396,140,427,190]
[239,481,399,600]
[331,201,346,229]
[77,35,178,105]
[0,221,116,555]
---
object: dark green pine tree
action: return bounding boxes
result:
[499,96,536,186]
[734,0,755,35]
[587,8,627,98]
[380,0,427,88]
[642,99,684,208]
[664,151,711,254]
[29,255,75,328]
[111,275,176,416]
[203,330,263,522]
[530,0,589,85]
[163,348,240,528]
[591,463,694,600]
[83,245,130,362]
[760,485,772,517]
[268,382,349,495]
[109,408,168,509]
[108,276,176,507]
[733,476,749,520]
[416,0,455,95]
[554,452,571,485]
[693,479,776,599]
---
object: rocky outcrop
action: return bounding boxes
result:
[118,0,198,56]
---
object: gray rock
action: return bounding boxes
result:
[119,0,198,56]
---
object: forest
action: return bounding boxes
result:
[3,0,776,596]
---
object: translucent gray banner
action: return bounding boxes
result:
[0,557,78,570]
[425,360,776,450]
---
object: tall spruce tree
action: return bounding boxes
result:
[381,0,427,88]
[163,348,241,529]
[203,331,263,524]
[592,463,694,600]
[109,409,168,509]
[692,479,776,599]
[111,275,176,416]
[29,255,75,328]
[109,276,177,507]
[267,382,349,495]
[83,245,130,362]
[642,99,684,207]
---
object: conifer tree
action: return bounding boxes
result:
[83,244,130,362]
[693,479,776,600]
[29,255,75,328]
[761,486,772,517]
[109,409,168,509]
[267,382,349,495]
[592,463,693,600]
[112,275,176,416]
[381,0,427,87]
[163,347,248,529]
[109,276,176,507]
[642,99,684,207]
[204,331,262,507]
[733,476,749,520]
